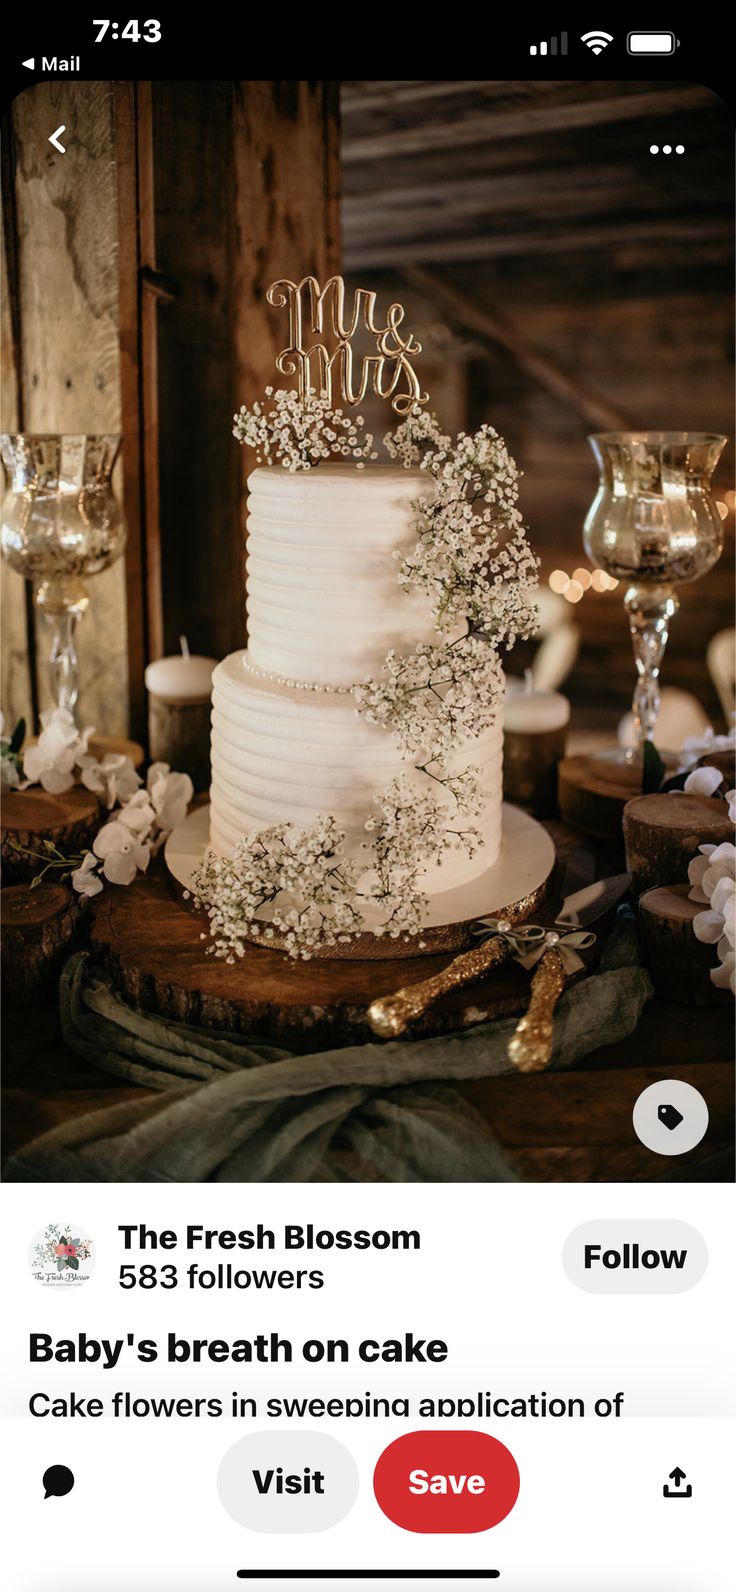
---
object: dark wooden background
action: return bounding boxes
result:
[1,79,733,738]
[341,81,735,720]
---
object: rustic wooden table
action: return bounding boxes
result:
[2,803,733,1183]
[2,999,732,1182]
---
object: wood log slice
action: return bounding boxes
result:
[90,870,537,1049]
[1,883,84,1003]
[558,753,641,844]
[1,786,101,883]
[148,697,211,793]
[638,883,732,1006]
[623,792,732,896]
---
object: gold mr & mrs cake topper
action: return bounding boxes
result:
[267,275,429,416]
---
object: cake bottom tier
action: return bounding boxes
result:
[209,650,504,899]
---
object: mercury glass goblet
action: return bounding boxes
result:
[584,431,726,757]
[0,433,126,718]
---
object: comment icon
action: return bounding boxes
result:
[43,1465,75,1500]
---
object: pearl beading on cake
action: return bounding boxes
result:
[243,658,358,695]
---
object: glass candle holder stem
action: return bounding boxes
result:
[624,583,679,750]
[35,577,91,715]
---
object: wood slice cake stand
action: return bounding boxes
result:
[89,803,557,1048]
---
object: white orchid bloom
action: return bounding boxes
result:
[689,839,736,997]
[682,765,724,798]
[678,723,736,773]
[117,789,156,834]
[1,757,20,791]
[688,842,736,905]
[79,752,141,809]
[711,950,736,994]
[71,853,104,897]
[21,708,96,794]
[38,705,78,744]
[147,764,193,833]
[93,818,150,884]
[146,761,171,790]
[23,722,77,794]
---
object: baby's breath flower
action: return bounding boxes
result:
[192,818,364,960]
[356,409,539,827]
[233,388,375,471]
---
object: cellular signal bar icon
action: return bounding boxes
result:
[530,33,568,55]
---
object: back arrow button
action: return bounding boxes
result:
[48,126,66,154]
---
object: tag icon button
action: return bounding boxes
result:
[632,1080,709,1157]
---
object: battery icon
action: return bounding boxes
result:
[627,31,679,54]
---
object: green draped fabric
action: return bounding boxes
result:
[5,912,651,1184]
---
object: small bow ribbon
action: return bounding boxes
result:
[473,917,596,975]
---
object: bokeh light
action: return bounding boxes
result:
[549,567,619,600]
[549,569,570,594]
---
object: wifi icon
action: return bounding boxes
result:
[581,29,614,54]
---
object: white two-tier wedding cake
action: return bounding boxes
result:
[181,273,541,960]
[209,463,504,903]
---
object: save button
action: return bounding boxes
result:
[374,1429,520,1533]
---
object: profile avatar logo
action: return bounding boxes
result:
[29,1223,94,1287]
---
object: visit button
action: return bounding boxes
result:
[373,1430,520,1533]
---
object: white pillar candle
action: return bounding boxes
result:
[503,676,570,816]
[145,638,216,793]
[144,637,215,704]
[503,683,570,735]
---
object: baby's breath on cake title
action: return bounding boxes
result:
[267,275,429,416]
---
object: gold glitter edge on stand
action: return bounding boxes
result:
[170,869,554,962]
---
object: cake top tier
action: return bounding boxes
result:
[246,460,427,496]
[245,462,430,542]
[244,462,441,688]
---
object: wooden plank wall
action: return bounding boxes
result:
[342,80,734,724]
[139,80,341,673]
[2,80,341,739]
[1,82,127,736]
[0,144,33,732]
